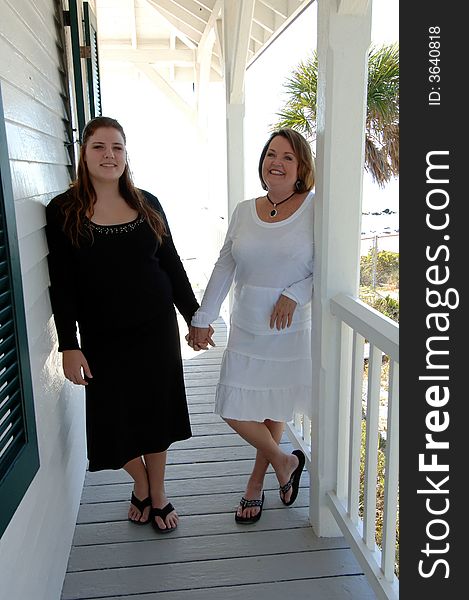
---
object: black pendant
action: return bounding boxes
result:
[270,208,277,217]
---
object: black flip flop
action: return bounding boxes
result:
[151,502,178,533]
[235,491,265,524]
[279,449,306,506]
[128,492,151,525]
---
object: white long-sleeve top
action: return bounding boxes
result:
[191,193,314,334]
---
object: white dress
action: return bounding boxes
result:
[191,192,314,422]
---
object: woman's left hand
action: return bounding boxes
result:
[185,325,215,350]
[270,294,297,330]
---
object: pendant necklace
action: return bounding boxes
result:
[266,191,296,218]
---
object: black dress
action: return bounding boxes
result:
[45,189,199,471]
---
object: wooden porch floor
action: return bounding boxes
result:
[61,318,377,600]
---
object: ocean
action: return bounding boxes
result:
[360,175,399,255]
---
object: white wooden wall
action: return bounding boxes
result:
[0,1,87,599]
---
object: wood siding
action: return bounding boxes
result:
[0,1,87,599]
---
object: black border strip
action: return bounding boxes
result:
[400,2,464,596]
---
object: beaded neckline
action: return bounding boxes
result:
[86,215,144,234]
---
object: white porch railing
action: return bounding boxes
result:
[286,293,399,600]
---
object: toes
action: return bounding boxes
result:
[237,506,259,519]
[129,505,151,523]
[154,510,178,529]
[129,508,141,522]
[167,513,178,528]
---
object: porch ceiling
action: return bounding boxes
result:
[95,0,314,83]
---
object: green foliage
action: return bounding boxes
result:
[275,54,319,141]
[360,290,399,323]
[360,249,399,289]
[372,295,399,322]
[360,249,399,321]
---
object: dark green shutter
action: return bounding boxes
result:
[68,0,86,140]
[0,88,39,539]
[67,0,102,140]
[0,256,25,477]
[83,2,102,119]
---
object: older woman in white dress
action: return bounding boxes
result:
[189,128,314,523]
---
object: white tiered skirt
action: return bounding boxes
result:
[214,322,312,423]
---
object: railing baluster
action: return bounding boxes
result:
[348,331,364,524]
[363,343,381,549]
[382,360,399,580]
[303,415,311,446]
[337,321,352,501]
[293,412,302,436]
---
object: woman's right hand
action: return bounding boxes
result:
[186,325,215,351]
[62,349,93,385]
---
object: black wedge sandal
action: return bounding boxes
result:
[279,449,305,506]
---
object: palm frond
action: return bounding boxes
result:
[367,43,399,128]
[365,137,392,187]
[273,44,399,186]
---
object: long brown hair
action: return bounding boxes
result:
[61,116,167,246]
[258,128,315,192]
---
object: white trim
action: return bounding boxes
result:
[363,343,381,549]
[247,0,315,68]
[331,293,399,362]
[382,361,399,580]
[327,491,399,600]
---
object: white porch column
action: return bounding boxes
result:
[222,0,255,217]
[310,0,372,536]
[225,102,245,217]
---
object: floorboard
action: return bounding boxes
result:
[61,317,377,599]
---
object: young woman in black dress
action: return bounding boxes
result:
[46,116,206,533]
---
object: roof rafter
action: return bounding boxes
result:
[259,0,289,19]
[144,0,198,48]
[148,0,208,39]
[96,0,314,86]
[100,47,196,65]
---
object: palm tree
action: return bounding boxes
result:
[274,43,399,187]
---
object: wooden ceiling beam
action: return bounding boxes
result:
[100,47,196,65]
[144,0,198,48]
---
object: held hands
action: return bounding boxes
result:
[186,325,215,351]
[270,294,297,330]
[185,294,296,350]
[62,349,93,385]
